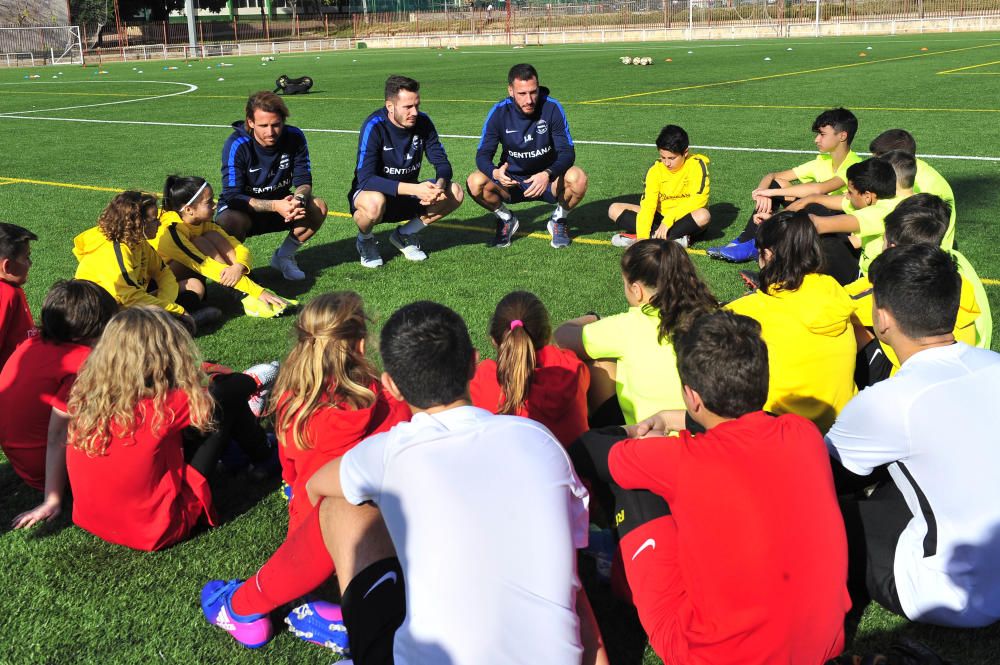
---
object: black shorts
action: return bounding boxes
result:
[493,174,559,205]
[842,480,908,617]
[856,337,894,388]
[216,202,290,237]
[341,557,406,665]
[349,190,426,224]
[615,209,663,236]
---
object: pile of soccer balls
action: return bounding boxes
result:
[620,56,653,66]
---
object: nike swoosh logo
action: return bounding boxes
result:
[248,168,261,173]
[364,571,398,598]
[869,348,884,366]
[631,538,656,560]
[383,146,394,151]
[505,129,517,134]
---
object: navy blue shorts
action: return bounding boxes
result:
[349,190,428,224]
[216,202,291,237]
[494,174,558,205]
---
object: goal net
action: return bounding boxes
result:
[0,26,84,66]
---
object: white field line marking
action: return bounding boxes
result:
[0,81,199,116]
[1,113,998,162]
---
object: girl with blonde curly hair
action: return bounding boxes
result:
[65,306,222,551]
[73,191,203,334]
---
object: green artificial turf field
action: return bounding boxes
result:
[1,32,999,663]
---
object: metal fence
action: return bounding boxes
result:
[4,0,999,64]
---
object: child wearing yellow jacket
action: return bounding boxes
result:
[74,191,197,332]
[151,176,292,319]
[608,125,711,249]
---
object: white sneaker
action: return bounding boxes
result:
[244,360,280,418]
[611,233,637,248]
[389,228,427,261]
[270,251,306,281]
[674,235,689,249]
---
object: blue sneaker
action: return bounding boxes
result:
[717,238,759,263]
[201,579,273,648]
[705,238,739,259]
[547,219,571,249]
[285,601,350,654]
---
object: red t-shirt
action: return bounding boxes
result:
[609,411,849,665]
[0,337,90,490]
[66,389,216,551]
[470,345,589,447]
[0,280,35,371]
[278,383,410,534]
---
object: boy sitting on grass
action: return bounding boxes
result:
[571,310,849,664]
[607,124,710,249]
[0,222,37,370]
[707,107,861,263]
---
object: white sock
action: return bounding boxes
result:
[398,217,428,236]
[359,230,375,240]
[275,234,301,258]
[493,203,513,222]
[551,204,568,220]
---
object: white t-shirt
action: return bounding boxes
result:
[826,343,1000,627]
[340,405,589,665]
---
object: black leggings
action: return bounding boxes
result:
[183,372,270,478]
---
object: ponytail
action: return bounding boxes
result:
[162,175,209,213]
[621,239,718,344]
[488,291,552,416]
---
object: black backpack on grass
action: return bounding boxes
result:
[274,75,314,95]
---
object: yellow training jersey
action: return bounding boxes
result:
[914,158,957,250]
[845,195,903,276]
[792,150,862,195]
[151,211,265,299]
[727,273,857,433]
[635,154,710,240]
[72,226,184,315]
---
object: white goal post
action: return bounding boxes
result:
[0,26,84,67]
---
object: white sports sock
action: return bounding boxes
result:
[493,203,513,222]
[398,217,428,236]
[275,234,302,258]
[551,204,568,220]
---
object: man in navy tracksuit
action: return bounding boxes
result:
[349,75,464,269]
[217,91,328,281]
[467,63,589,249]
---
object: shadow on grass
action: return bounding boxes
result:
[0,462,73,538]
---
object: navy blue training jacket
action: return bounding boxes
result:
[475,86,575,179]
[350,108,453,197]
[219,121,312,213]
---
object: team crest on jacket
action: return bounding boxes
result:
[536,119,548,135]
[279,154,290,170]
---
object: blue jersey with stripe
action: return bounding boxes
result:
[475,86,575,179]
[350,108,453,197]
[219,121,312,213]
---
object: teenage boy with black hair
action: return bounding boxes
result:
[203,301,608,665]
[828,244,1000,629]
[800,158,900,283]
[707,107,860,262]
[869,128,956,248]
[571,310,849,664]
[606,124,711,249]
[0,222,37,370]
[847,194,990,386]
[350,75,464,268]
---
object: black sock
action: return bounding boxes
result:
[176,290,201,312]
[667,213,702,241]
[735,216,759,243]
[341,558,405,665]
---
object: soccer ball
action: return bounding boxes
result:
[621,56,632,65]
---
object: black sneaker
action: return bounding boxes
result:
[491,216,520,248]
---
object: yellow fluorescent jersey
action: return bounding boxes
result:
[914,158,957,250]
[151,211,265,299]
[791,150,862,195]
[580,306,685,425]
[73,226,184,315]
[635,154,710,240]
[845,195,903,276]
[727,273,857,433]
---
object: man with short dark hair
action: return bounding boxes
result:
[217,91,328,281]
[467,63,588,249]
[350,75,463,268]
[828,244,1000,628]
